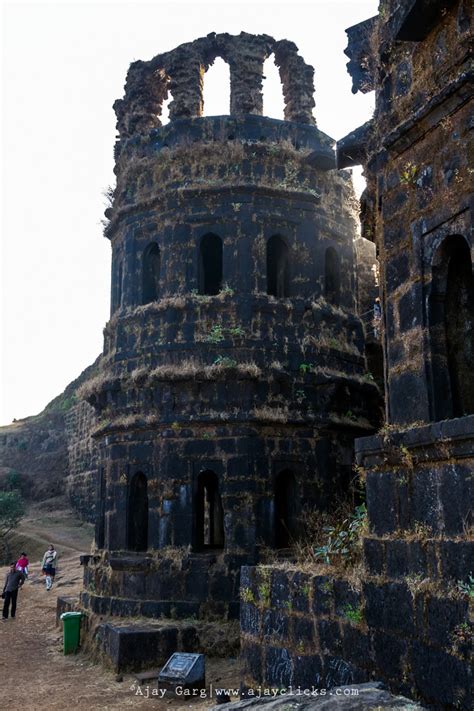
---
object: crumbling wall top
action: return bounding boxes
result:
[114,32,316,140]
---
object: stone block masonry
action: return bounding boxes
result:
[79,31,381,623]
[239,4,474,707]
[240,419,473,709]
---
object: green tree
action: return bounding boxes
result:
[0,491,25,562]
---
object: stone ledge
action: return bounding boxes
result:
[90,616,239,672]
[355,414,474,466]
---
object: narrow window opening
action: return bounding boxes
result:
[116,261,123,311]
[274,469,298,548]
[430,235,474,418]
[203,57,230,116]
[325,247,341,306]
[128,472,148,552]
[262,55,285,119]
[142,242,161,304]
[267,235,290,297]
[199,233,223,295]
[196,470,224,550]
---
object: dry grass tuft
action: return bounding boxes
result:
[251,405,290,423]
[131,359,262,384]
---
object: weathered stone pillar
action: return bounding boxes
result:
[274,40,316,125]
[220,33,274,116]
[114,61,169,139]
[163,48,204,120]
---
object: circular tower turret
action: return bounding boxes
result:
[81,32,380,621]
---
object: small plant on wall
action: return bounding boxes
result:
[313,504,367,567]
[343,603,364,625]
[457,573,474,599]
[400,161,418,185]
[241,587,256,604]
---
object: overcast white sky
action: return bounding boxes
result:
[1,0,378,425]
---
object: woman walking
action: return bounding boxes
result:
[41,544,58,590]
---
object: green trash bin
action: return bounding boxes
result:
[60,611,82,655]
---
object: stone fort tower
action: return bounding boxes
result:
[80,32,380,620]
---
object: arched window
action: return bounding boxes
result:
[195,469,225,550]
[429,235,474,419]
[128,472,148,552]
[267,235,289,297]
[116,261,123,311]
[262,55,285,119]
[199,233,223,295]
[274,469,298,548]
[325,247,341,306]
[142,243,161,304]
[203,57,231,116]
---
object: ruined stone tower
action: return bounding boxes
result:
[80,32,380,622]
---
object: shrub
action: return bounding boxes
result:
[343,604,364,625]
[457,573,474,599]
[313,504,367,567]
[0,490,25,562]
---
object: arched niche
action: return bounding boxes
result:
[195,469,225,550]
[267,235,290,297]
[199,233,223,295]
[128,472,148,552]
[116,260,123,312]
[429,234,474,419]
[274,468,299,548]
[142,242,161,304]
[325,247,341,306]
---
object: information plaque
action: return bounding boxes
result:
[158,652,205,691]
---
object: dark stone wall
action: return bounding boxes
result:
[338,0,473,426]
[241,8,474,704]
[295,3,474,707]
[81,551,242,621]
[240,564,472,708]
[354,237,378,323]
[241,420,473,710]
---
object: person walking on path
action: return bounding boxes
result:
[16,552,29,578]
[41,545,58,591]
[2,563,25,619]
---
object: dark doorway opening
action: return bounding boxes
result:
[267,235,289,297]
[274,469,299,548]
[128,472,148,552]
[430,235,474,419]
[325,247,341,306]
[195,469,225,550]
[142,243,161,304]
[199,234,223,295]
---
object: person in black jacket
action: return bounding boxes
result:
[2,563,25,619]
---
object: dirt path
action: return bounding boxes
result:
[0,555,239,711]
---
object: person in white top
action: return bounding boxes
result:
[41,545,58,591]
